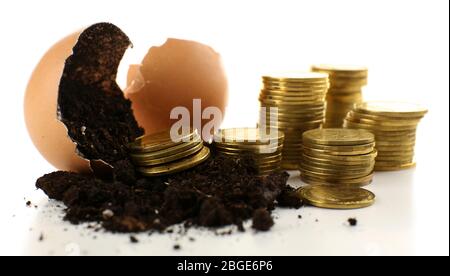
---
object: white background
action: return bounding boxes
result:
[0,0,448,256]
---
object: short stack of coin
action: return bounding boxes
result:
[344,101,428,171]
[128,129,210,177]
[213,128,284,176]
[311,65,368,128]
[258,72,329,170]
[300,128,377,186]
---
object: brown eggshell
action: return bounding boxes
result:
[125,39,228,138]
[24,32,91,173]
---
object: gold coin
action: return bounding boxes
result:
[328,77,368,86]
[302,145,374,156]
[374,162,416,171]
[347,110,424,122]
[297,185,375,209]
[354,101,428,118]
[301,157,374,170]
[376,151,415,157]
[300,162,374,176]
[300,173,373,187]
[311,65,368,77]
[260,98,324,106]
[131,137,202,161]
[346,116,420,128]
[213,128,284,145]
[214,144,283,155]
[214,139,283,149]
[262,71,329,82]
[375,145,415,152]
[138,146,211,177]
[261,116,324,125]
[261,88,328,96]
[302,147,377,160]
[303,141,375,152]
[328,87,363,94]
[260,93,326,102]
[373,136,416,143]
[261,102,325,110]
[343,119,417,132]
[129,128,198,153]
[301,153,374,166]
[303,128,374,146]
[300,166,374,180]
[131,141,204,166]
[281,162,300,170]
[375,140,416,147]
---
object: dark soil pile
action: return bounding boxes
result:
[37,154,303,233]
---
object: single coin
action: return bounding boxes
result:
[297,185,375,209]
[303,140,375,152]
[300,162,374,176]
[354,101,428,118]
[303,128,374,146]
[301,153,375,166]
[300,173,373,187]
[302,148,377,161]
[301,157,374,171]
[262,71,329,82]
[374,162,416,171]
[343,119,417,132]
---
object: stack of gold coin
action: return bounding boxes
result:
[129,129,210,177]
[311,65,368,128]
[212,128,284,176]
[297,185,376,209]
[258,72,329,170]
[344,101,428,171]
[300,128,377,186]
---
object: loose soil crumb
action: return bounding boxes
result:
[252,208,274,231]
[173,244,181,250]
[348,218,358,226]
[130,236,139,243]
[37,154,299,234]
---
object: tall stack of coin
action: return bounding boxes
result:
[213,128,284,176]
[128,129,210,176]
[311,65,368,128]
[300,128,377,186]
[344,101,428,171]
[258,72,329,170]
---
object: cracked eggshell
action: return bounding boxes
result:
[126,39,228,138]
[24,32,91,173]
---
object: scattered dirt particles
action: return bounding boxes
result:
[37,154,302,234]
[348,218,358,226]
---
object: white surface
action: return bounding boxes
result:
[0,0,448,256]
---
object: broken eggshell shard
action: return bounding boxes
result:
[24,30,92,173]
[24,23,143,175]
[125,38,229,138]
